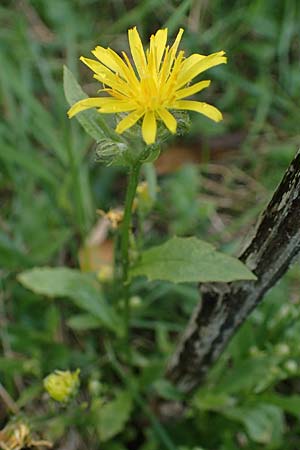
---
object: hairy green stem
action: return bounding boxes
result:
[121,163,141,353]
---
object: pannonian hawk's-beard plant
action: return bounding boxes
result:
[68,27,227,145]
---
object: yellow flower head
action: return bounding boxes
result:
[43,369,80,403]
[68,27,226,145]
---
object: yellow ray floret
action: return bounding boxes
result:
[68,27,227,145]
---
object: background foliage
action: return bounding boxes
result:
[1,0,300,449]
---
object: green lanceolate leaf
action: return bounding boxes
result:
[18,267,121,335]
[63,65,117,142]
[95,391,133,442]
[130,236,256,283]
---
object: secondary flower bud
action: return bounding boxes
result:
[43,369,80,403]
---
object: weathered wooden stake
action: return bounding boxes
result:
[166,149,300,393]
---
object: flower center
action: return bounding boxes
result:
[137,75,164,111]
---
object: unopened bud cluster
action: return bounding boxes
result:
[44,369,80,403]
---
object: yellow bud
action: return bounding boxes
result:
[97,208,123,229]
[137,182,151,202]
[43,369,80,403]
[97,265,113,283]
[136,181,154,213]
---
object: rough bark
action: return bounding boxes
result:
[166,149,300,393]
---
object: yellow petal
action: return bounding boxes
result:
[93,75,131,98]
[81,57,129,94]
[163,50,185,94]
[175,80,211,99]
[158,30,184,86]
[121,51,142,89]
[147,42,157,78]
[150,28,168,69]
[97,99,137,113]
[92,47,140,92]
[68,97,109,118]
[180,53,205,74]
[128,27,147,77]
[142,111,157,144]
[92,46,127,78]
[173,100,223,122]
[115,109,145,134]
[162,28,184,77]
[157,108,177,133]
[169,28,184,61]
[102,88,128,100]
[177,51,227,88]
[81,56,108,75]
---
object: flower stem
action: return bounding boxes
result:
[121,162,141,356]
[105,341,177,450]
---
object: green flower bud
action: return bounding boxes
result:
[43,369,80,403]
[95,138,130,166]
